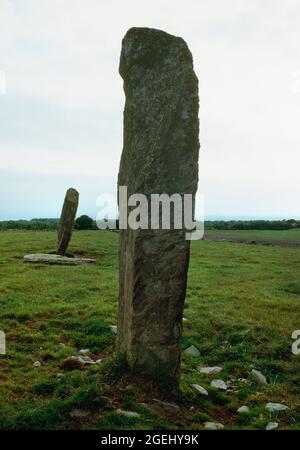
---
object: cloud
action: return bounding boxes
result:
[0,0,299,218]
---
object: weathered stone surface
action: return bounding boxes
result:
[24,254,95,265]
[57,188,79,256]
[117,27,199,391]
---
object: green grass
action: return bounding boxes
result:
[205,228,300,241]
[0,230,300,430]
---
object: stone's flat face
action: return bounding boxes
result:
[24,254,96,265]
[57,188,79,256]
[117,27,199,391]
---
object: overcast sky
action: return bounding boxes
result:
[0,0,299,220]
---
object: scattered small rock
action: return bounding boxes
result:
[199,366,222,375]
[266,422,279,431]
[153,399,180,414]
[78,355,96,365]
[56,373,64,379]
[116,409,140,418]
[211,379,227,390]
[79,349,90,355]
[70,409,90,419]
[96,359,102,364]
[59,343,66,347]
[33,361,41,368]
[237,405,250,414]
[204,422,224,430]
[252,369,268,386]
[110,325,117,334]
[191,384,209,396]
[266,402,288,412]
[184,345,200,357]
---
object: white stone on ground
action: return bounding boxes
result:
[191,384,208,396]
[79,349,90,354]
[78,355,96,365]
[211,379,227,390]
[110,325,117,334]
[184,345,200,357]
[237,405,250,414]
[266,402,288,412]
[199,366,222,375]
[266,422,279,430]
[204,422,224,430]
[24,254,96,265]
[33,361,41,367]
[116,409,140,418]
[251,369,268,386]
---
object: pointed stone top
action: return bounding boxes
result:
[65,188,79,203]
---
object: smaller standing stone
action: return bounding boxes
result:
[110,325,117,334]
[252,369,268,386]
[57,188,79,256]
[211,379,227,390]
[266,422,279,430]
[191,384,209,396]
[184,345,200,357]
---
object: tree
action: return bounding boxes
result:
[75,215,95,230]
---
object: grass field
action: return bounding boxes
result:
[0,230,300,430]
[205,228,300,244]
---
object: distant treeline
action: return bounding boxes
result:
[0,218,59,231]
[0,218,299,231]
[205,219,300,230]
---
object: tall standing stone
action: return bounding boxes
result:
[57,188,79,256]
[117,28,200,391]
